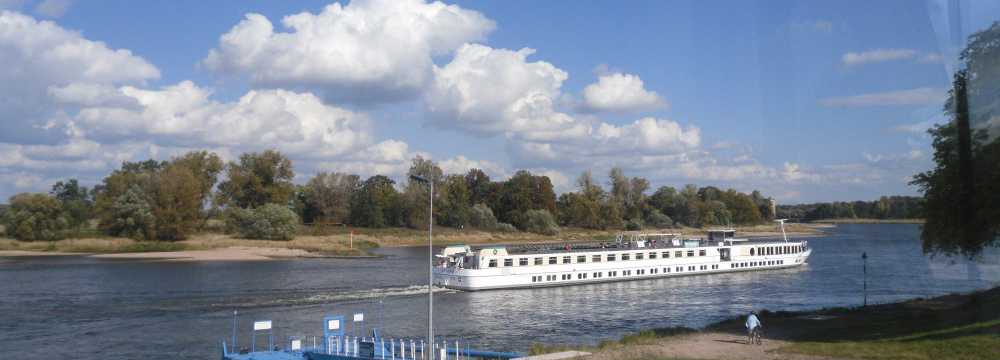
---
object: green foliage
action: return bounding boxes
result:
[497,170,557,229]
[107,185,157,240]
[3,193,70,241]
[909,22,1000,256]
[468,203,499,229]
[624,218,643,231]
[226,203,299,240]
[50,179,93,230]
[495,222,517,233]
[148,165,203,240]
[643,208,673,228]
[777,196,924,221]
[217,150,295,208]
[302,172,360,224]
[349,175,402,228]
[437,174,471,227]
[522,209,559,235]
[402,155,444,229]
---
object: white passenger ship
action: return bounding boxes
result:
[433,222,811,291]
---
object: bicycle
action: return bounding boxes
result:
[747,327,762,345]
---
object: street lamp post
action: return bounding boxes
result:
[862,252,868,307]
[410,174,434,360]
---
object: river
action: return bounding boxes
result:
[1,224,998,359]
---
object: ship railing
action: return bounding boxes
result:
[317,335,520,360]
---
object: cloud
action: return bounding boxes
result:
[579,72,666,113]
[819,87,946,108]
[841,48,918,66]
[426,43,588,140]
[438,155,507,179]
[34,0,72,18]
[0,10,159,143]
[202,0,494,104]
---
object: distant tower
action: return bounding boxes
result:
[769,198,777,219]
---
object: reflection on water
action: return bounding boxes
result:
[0,224,997,359]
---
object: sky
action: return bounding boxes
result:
[1,0,998,204]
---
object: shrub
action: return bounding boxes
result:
[226,204,299,240]
[522,209,560,235]
[644,209,674,228]
[495,222,517,233]
[108,185,157,240]
[469,203,498,229]
[625,218,643,231]
[3,193,70,241]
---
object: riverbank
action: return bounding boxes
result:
[0,223,826,261]
[812,218,924,224]
[541,286,1000,360]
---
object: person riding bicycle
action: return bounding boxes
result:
[745,311,762,344]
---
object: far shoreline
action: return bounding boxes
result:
[0,223,829,262]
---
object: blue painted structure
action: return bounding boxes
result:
[221,312,522,360]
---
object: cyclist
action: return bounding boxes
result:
[745,311,762,345]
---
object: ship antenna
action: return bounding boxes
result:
[775,219,788,242]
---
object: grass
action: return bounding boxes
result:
[528,327,698,355]
[0,238,189,253]
[780,319,1000,360]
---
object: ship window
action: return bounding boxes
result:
[488,259,497,268]
[607,254,616,261]
[562,256,571,264]
[635,253,644,260]
[750,248,755,256]
[665,267,670,273]
[663,252,670,258]
[503,258,513,267]
[689,266,695,271]
[548,257,557,264]
[519,258,528,266]
[768,247,773,255]
[622,253,630,260]
[675,251,683,257]
[577,255,586,263]
[649,252,657,259]
[535,257,543,265]
[592,255,601,262]
[687,250,694,257]
[583,273,588,279]
[699,249,706,256]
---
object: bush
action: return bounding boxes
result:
[226,204,299,240]
[469,203,498,229]
[644,209,674,228]
[108,185,157,240]
[3,193,70,241]
[522,209,560,235]
[625,218,643,231]
[495,222,517,233]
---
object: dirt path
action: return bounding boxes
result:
[583,332,843,360]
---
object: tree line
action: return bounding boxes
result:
[775,196,924,222]
[2,149,780,242]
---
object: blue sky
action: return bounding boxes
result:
[1,0,998,203]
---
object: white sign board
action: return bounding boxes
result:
[353,313,364,322]
[291,339,302,351]
[327,319,341,330]
[253,320,272,331]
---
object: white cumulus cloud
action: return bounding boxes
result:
[842,48,918,66]
[580,72,666,113]
[819,87,946,108]
[202,0,494,104]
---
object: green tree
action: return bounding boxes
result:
[437,174,471,227]
[349,175,401,228]
[108,185,157,240]
[911,22,1000,256]
[217,150,295,208]
[3,193,70,241]
[50,179,92,230]
[225,204,299,240]
[303,172,360,224]
[402,156,444,229]
[148,165,202,240]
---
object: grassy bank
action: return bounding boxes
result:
[813,218,925,224]
[0,222,824,257]
[537,286,1000,360]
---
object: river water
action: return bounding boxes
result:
[1,224,998,359]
